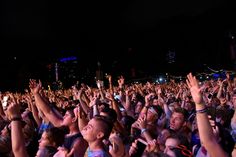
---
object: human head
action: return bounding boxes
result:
[120,115,135,134]
[166,145,193,157]
[135,101,144,115]
[81,115,113,143]
[157,129,171,147]
[169,108,188,131]
[108,133,126,157]
[38,126,67,148]
[146,105,163,122]
[62,107,77,126]
[164,134,190,157]
[100,107,117,123]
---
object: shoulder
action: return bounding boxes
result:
[88,149,111,157]
[73,137,87,147]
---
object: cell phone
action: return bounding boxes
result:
[207,107,216,129]
[130,138,147,157]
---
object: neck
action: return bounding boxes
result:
[89,140,104,151]
[69,124,80,135]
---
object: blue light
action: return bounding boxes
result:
[59,56,77,62]
[212,73,220,79]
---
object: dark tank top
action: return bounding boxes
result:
[63,132,82,150]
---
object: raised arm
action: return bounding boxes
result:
[186,73,227,157]
[76,89,90,115]
[29,79,63,127]
[25,95,42,127]
[8,102,29,157]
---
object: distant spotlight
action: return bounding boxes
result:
[59,56,77,62]
[200,76,202,79]
[14,57,16,60]
[159,77,163,81]
[206,76,209,79]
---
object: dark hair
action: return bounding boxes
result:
[66,107,76,118]
[45,126,68,147]
[168,134,191,150]
[100,108,117,123]
[93,115,113,139]
[121,115,135,133]
[174,108,189,121]
[217,123,234,155]
[150,105,163,119]
[167,97,176,105]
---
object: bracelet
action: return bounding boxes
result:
[141,128,148,134]
[196,108,207,114]
[196,102,205,106]
[10,117,22,122]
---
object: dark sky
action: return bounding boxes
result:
[1,0,236,91]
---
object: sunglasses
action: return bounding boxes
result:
[170,145,193,157]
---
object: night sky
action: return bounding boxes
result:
[1,0,236,91]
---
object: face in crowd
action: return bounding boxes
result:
[81,116,113,143]
[169,111,186,131]
[62,110,77,126]
[164,137,180,156]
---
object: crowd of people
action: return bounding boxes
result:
[1,72,236,157]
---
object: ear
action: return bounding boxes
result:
[96,131,105,139]
[72,117,77,123]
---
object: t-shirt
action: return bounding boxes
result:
[87,148,111,157]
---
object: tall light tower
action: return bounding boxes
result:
[55,63,59,81]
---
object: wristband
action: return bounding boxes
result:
[196,108,207,114]
[141,128,148,134]
[196,101,205,106]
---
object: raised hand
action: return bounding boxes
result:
[107,74,112,83]
[146,139,158,153]
[7,102,21,119]
[186,73,203,104]
[29,79,42,94]
[89,96,99,107]
[109,133,126,157]
[137,114,147,129]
